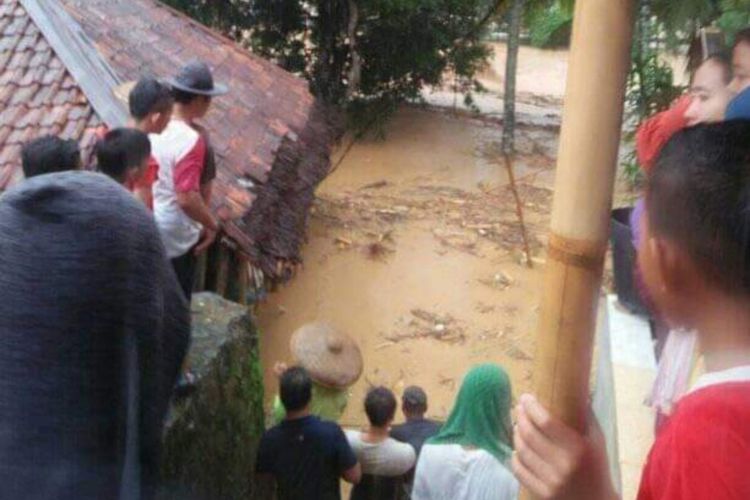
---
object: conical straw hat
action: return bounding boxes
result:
[290,322,363,389]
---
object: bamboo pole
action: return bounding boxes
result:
[526,0,635,463]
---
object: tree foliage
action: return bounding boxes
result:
[165,0,505,124]
[526,0,573,48]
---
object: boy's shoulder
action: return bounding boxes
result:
[663,381,750,451]
[640,381,750,499]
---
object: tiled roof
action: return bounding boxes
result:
[0,0,101,189]
[0,0,332,280]
[59,0,333,278]
[60,0,324,215]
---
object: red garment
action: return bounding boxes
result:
[172,135,206,194]
[637,382,750,499]
[94,125,158,209]
[635,96,692,172]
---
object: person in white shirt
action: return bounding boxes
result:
[346,386,416,499]
[412,364,518,500]
[152,61,226,299]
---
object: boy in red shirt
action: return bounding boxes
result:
[95,128,151,189]
[513,121,750,499]
[127,78,174,208]
[96,78,173,208]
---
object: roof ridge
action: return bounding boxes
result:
[18,0,127,127]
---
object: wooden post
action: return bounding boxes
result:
[529,0,635,446]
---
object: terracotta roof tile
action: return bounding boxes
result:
[0,0,100,188]
[1,0,331,279]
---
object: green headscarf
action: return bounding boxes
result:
[427,364,513,462]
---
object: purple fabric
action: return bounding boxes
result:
[630,198,645,250]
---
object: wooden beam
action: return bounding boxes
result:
[20,0,128,127]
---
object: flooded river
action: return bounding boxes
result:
[257,108,560,427]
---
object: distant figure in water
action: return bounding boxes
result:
[271,322,363,424]
[412,364,518,500]
[390,386,442,498]
[0,172,189,499]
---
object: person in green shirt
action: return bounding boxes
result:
[271,322,363,424]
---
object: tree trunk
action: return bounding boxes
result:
[345,0,361,100]
[502,0,524,154]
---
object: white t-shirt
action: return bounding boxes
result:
[412,444,518,500]
[151,120,207,258]
[345,430,416,476]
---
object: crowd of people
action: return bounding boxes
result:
[257,362,518,500]
[3,23,750,500]
[0,61,227,498]
[256,27,750,500]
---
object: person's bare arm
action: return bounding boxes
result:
[200,179,213,206]
[177,192,219,255]
[342,463,362,485]
[512,394,618,500]
[177,191,217,230]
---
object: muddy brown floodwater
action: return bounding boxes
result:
[257,108,560,428]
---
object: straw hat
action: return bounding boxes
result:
[290,323,363,389]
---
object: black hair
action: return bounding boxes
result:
[734,27,750,50]
[364,386,397,427]
[21,135,81,178]
[128,78,174,120]
[279,366,312,413]
[648,121,750,295]
[95,128,151,183]
[703,52,733,84]
[402,386,428,415]
[172,88,206,105]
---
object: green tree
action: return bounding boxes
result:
[164,0,505,125]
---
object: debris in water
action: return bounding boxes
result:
[383,309,466,344]
[475,302,496,314]
[335,236,353,248]
[361,180,390,190]
[507,345,533,361]
[375,341,396,350]
[478,270,513,291]
[364,242,393,260]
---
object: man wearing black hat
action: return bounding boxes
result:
[151,61,228,299]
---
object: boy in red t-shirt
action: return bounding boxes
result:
[126,78,174,208]
[95,128,151,189]
[96,78,174,209]
[513,121,750,499]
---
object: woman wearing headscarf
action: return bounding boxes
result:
[412,364,518,500]
[0,172,190,500]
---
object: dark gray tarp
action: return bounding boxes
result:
[0,171,189,499]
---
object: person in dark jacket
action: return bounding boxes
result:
[0,171,190,500]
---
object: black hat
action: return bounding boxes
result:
[167,61,228,97]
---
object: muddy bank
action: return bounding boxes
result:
[257,108,559,426]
